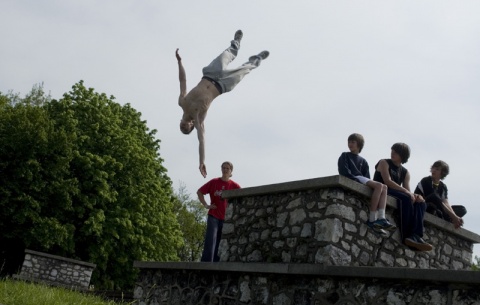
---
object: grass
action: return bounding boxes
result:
[0,278,133,305]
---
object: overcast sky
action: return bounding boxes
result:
[2,1,480,259]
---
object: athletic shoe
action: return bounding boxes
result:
[234,30,243,43]
[365,221,389,237]
[414,234,431,246]
[249,51,270,62]
[404,235,433,251]
[373,218,396,232]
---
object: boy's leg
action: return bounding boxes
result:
[366,180,384,212]
[365,181,395,231]
[217,51,269,93]
[388,189,413,241]
[213,220,224,262]
[412,201,427,237]
[364,181,393,235]
[202,31,242,80]
[200,215,219,262]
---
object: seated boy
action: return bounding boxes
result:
[338,133,395,237]
[414,160,466,229]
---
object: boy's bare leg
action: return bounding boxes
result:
[366,181,396,231]
[367,180,385,212]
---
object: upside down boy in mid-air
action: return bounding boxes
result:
[176,30,269,178]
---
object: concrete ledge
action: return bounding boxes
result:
[223,175,356,198]
[133,261,480,284]
[24,249,96,268]
[222,175,480,244]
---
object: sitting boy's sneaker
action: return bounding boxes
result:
[404,234,433,252]
[249,51,270,62]
[234,30,243,43]
[373,218,396,232]
[366,220,389,237]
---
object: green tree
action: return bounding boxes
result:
[0,82,182,289]
[472,256,480,271]
[174,182,207,261]
[0,85,76,275]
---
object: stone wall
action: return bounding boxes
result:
[220,175,478,270]
[133,175,480,305]
[13,249,96,290]
[133,262,480,305]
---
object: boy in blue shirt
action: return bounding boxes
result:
[338,133,395,236]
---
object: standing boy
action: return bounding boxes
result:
[197,161,241,262]
[338,133,395,237]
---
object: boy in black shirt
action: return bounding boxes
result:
[414,160,466,229]
[338,133,395,237]
[373,143,432,252]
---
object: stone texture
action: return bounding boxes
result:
[134,267,480,305]
[14,249,95,290]
[221,187,474,269]
[134,176,480,304]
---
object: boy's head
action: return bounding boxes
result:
[221,161,234,178]
[347,133,365,153]
[180,119,194,134]
[431,160,449,180]
[391,142,410,164]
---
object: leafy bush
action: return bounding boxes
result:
[0,82,182,289]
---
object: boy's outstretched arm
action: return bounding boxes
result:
[195,120,207,178]
[176,48,187,98]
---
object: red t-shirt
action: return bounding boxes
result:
[198,178,241,220]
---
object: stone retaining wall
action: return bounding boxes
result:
[220,175,479,270]
[13,249,96,290]
[133,175,480,304]
[133,262,480,305]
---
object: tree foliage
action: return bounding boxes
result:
[173,182,207,262]
[472,256,480,271]
[0,82,182,289]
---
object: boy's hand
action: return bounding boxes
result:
[176,48,182,61]
[199,163,207,178]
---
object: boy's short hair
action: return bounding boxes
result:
[180,121,194,134]
[391,142,410,164]
[222,161,233,171]
[222,161,234,177]
[431,160,449,180]
[348,133,365,153]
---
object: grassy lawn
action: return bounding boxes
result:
[0,278,133,305]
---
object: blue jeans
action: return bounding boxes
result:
[201,215,224,262]
[202,40,262,94]
[388,189,426,241]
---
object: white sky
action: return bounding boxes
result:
[1,0,480,260]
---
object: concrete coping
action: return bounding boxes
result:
[222,175,480,244]
[24,249,97,268]
[133,261,480,285]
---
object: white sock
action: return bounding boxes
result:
[369,211,376,222]
[378,209,385,219]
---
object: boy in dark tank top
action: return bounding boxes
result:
[373,143,433,252]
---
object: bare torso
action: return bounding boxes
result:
[179,79,221,121]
